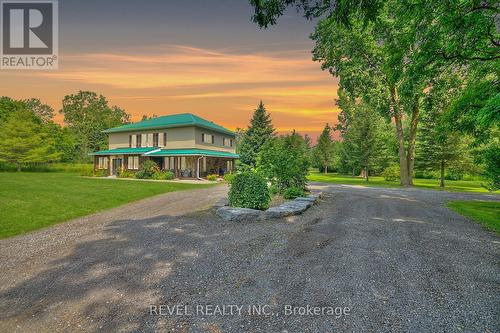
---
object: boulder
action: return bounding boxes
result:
[216,206,262,222]
[264,200,309,218]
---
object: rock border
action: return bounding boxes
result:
[216,192,322,222]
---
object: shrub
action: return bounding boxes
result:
[256,133,309,193]
[269,184,279,195]
[223,172,235,183]
[151,170,175,180]
[283,186,304,199]
[228,172,270,210]
[118,170,135,178]
[135,160,159,179]
[382,164,400,182]
[94,169,108,177]
[207,174,218,181]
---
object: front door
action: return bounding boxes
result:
[112,158,122,175]
[150,157,164,170]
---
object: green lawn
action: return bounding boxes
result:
[0,172,215,239]
[447,201,500,233]
[307,171,497,194]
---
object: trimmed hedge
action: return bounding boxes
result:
[228,172,270,210]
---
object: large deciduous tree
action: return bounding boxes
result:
[250,0,499,188]
[0,109,61,171]
[60,91,130,161]
[238,101,276,168]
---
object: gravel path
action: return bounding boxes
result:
[0,183,498,332]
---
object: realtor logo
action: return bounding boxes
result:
[1,0,58,69]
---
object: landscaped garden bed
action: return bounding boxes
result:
[216,192,322,222]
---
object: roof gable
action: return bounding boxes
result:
[104,113,234,135]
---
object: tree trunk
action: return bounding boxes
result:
[352,168,355,176]
[365,167,369,182]
[394,112,410,186]
[324,164,328,174]
[440,161,445,188]
[16,163,21,172]
[390,86,410,187]
[406,95,420,186]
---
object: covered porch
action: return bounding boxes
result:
[145,149,238,179]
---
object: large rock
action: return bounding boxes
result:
[216,206,262,222]
[264,200,309,218]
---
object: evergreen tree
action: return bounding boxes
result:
[0,109,61,171]
[416,77,472,188]
[343,105,381,181]
[238,101,275,168]
[313,124,334,174]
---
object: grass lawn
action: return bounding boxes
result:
[447,201,500,233]
[0,172,215,239]
[307,171,497,194]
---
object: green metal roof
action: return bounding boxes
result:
[146,149,239,158]
[103,113,235,135]
[89,147,159,155]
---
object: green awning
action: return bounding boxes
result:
[89,147,159,155]
[145,149,239,158]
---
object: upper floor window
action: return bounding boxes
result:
[223,138,233,147]
[153,133,159,147]
[163,132,167,147]
[136,134,142,147]
[202,133,215,144]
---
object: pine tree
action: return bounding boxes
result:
[416,109,468,188]
[343,105,381,181]
[238,101,275,168]
[314,124,334,174]
[0,109,61,171]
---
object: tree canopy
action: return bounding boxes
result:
[61,91,130,161]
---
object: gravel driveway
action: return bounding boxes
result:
[0,183,498,332]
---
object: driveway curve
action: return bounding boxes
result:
[0,183,498,332]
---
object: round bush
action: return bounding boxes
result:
[382,164,400,182]
[228,172,271,210]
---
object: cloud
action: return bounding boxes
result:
[4,44,340,138]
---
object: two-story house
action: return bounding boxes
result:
[91,113,238,178]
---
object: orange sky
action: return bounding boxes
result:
[1,44,340,140]
[0,0,343,141]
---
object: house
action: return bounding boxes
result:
[91,113,238,178]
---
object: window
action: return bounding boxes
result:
[136,134,142,147]
[223,138,233,147]
[128,156,139,170]
[163,132,167,147]
[202,133,215,144]
[98,157,108,169]
[153,133,159,147]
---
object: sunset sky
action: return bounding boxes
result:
[1,0,340,140]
